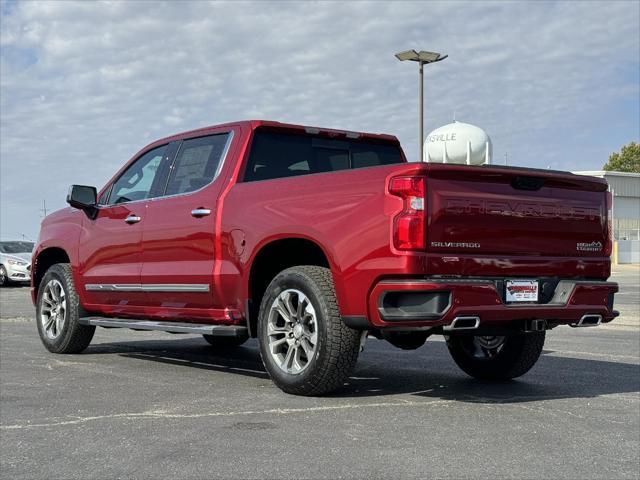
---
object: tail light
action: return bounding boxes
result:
[604,190,613,256]
[388,176,426,250]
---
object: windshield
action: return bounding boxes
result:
[0,241,34,254]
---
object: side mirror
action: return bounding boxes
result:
[66,185,98,218]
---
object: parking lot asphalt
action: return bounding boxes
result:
[1,266,639,479]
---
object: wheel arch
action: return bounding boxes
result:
[33,247,71,294]
[246,236,334,336]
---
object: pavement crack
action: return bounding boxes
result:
[0,399,451,430]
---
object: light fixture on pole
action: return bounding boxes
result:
[395,50,447,162]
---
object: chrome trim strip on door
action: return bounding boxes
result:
[144,284,210,292]
[85,284,140,291]
[85,284,210,293]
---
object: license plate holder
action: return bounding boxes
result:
[505,279,539,303]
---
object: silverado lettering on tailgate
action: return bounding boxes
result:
[431,241,481,249]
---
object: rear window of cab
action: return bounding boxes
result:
[244,131,404,182]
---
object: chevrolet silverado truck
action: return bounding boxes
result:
[32,120,618,395]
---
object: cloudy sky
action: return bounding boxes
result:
[1,0,639,240]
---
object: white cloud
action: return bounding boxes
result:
[1,0,638,239]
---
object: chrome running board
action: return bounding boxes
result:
[79,317,247,336]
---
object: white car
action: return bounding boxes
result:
[0,241,34,287]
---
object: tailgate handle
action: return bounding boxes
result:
[511,176,545,191]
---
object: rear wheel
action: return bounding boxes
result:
[446,332,545,380]
[257,266,360,396]
[36,263,95,353]
[202,333,249,348]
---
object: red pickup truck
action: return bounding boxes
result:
[32,120,618,395]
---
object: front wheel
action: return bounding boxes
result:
[257,266,360,396]
[446,332,545,380]
[36,263,95,353]
[0,265,8,287]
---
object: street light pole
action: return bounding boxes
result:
[419,60,424,162]
[395,50,447,162]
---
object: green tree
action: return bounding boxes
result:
[603,142,640,173]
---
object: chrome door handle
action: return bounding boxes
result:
[125,215,141,224]
[191,208,211,217]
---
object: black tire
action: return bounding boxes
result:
[257,265,360,396]
[36,263,95,354]
[446,332,545,380]
[202,333,249,348]
[0,265,8,287]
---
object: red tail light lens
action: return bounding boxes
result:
[389,176,426,250]
[605,190,613,256]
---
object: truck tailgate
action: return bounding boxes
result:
[425,164,609,259]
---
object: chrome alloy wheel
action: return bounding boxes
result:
[267,289,318,374]
[470,335,506,359]
[40,279,67,340]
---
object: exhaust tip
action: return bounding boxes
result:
[444,316,480,331]
[525,319,547,332]
[571,314,602,328]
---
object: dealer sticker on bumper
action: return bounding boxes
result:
[506,279,539,302]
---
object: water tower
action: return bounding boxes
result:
[424,121,492,165]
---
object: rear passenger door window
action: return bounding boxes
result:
[165,133,230,196]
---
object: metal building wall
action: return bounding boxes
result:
[574,171,640,242]
[606,175,640,198]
